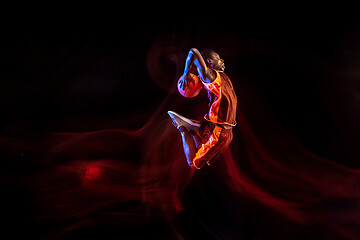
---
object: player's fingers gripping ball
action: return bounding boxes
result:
[177,73,202,98]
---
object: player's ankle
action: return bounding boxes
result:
[178,125,187,133]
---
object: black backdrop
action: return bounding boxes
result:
[2,11,360,239]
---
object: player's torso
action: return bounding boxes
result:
[202,71,237,126]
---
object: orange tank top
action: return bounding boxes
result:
[201,69,237,126]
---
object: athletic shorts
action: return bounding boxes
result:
[192,121,233,169]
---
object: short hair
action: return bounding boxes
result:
[201,49,216,61]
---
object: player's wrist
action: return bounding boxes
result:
[182,71,190,79]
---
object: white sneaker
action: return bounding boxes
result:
[167,111,201,132]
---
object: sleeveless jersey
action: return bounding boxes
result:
[201,69,237,126]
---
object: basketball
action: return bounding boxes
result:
[177,73,202,98]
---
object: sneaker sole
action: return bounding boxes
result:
[167,111,201,130]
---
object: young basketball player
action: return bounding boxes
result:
[168,48,237,169]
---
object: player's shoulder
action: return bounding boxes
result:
[201,68,219,84]
[218,70,228,78]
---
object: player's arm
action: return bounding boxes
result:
[183,48,207,78]
[180,48,215,90]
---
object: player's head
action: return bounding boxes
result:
[201,49,225,71]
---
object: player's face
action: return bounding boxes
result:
[209,53,225,71]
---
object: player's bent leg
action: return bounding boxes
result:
[179,127,197,167]
[193,127,233,169]
[167,111,205,167]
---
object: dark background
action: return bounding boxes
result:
[2,13,360,162]
[1,10,360,239]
